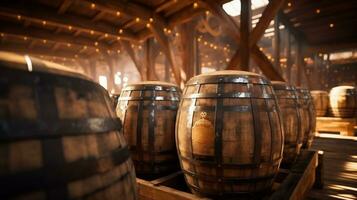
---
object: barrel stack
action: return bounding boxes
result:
[0,52,137,200]
[176,71,284,198]
[116,81,181,177]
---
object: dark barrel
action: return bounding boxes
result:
[272,81,303,165]
[116,81,181,176]
[0,52,137,200]
[176,71,284,198]
[329,86,357,118]
[296,87,316,148]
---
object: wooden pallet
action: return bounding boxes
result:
[316,117,357,136]
[136,150,318,200]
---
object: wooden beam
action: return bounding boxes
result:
[239,0,251,70]
[179,21,196,81]
[149,23,181,84]
[0,43,87,59]
[201,0,284,81]
[58,0,74,14]
[0,24,110,50]
[273,16,281,72]
[120,40,144,79]
[250,0,285,47]
[92,11,106,22]
[307,41,357,54]
[228,0,285,70]
[155,0,178,13]
[0,2,136,41]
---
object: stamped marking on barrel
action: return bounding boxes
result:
[192,112,215,156]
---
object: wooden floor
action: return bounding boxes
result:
[307,133,357,200]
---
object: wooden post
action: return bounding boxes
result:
[239,0,251,70]
[194,31,201,76]
[296,42,303,86]
[89,59,97,82]
[286,32,292,83]
[145,39,151,81]
[273,16,281,73]
[164,57,170,82]
[179,21,195,81]
[106,56,116,93]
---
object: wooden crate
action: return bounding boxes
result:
[316,117,357,136]
[136,150,318,200]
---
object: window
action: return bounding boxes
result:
[223,0,269,17]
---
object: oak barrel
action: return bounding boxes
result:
[116,81,181,176]
[0,52,137,200]
[271,81,303,165]
[311,90,329,117]
[176,71,284,198]
[296,87,316,148]
[329,86,357,118]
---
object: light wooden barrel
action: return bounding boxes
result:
[176,71,284,198]
[296,87,316,149]
[116,81,181,176]
[0,52,137,199]
[272,81,303,165]
[311,90,329,117]
[329,86,357,118]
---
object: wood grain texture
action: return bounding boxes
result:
[311,90,329,117]
[0,54,137,200]
[176,71,284,198]
[272,81,303,165]
[116,81,181,176]
[329,86,357,118]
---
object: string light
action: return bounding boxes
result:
[91,3,96,9]
[104,33,108,38]
[205,10,210,15]
[0,33,4,37]
[329,23,334,28]
[43,39,47,44]
[83,45,87,49]
[67,43,71,47]
[117,50,121,53]
[94,41,98,46]
[135,17,140,23]
[42,21,47,25]
[96,48,99,52]
[68,26,72,30]
[74,54,78,58]
[197,38,201,42]
[17,15,21,20]
[149,18,154,23]
[117,36,121,40]
[146,23,151,28]
[90,30,94,35]
[119,29,123,34]
[116,11,121,16]
[193,2,198,8]
[316,9,320,14]
[287,2,292,7]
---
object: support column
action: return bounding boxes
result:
[286,32,292,83]
[239,0,251,70]
[89,59,97,83]
[273,16,281,73]
[296,42,303,86]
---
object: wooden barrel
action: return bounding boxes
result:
[329,86,357,118]
[271,81,303,165]
[116,81,181,176]
[0,52,137,200]
[296,87,316,149]
[176,71,284,198]
[311,90,329,117]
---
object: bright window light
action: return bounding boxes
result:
[24,55,33,72]
[114,72,122,85]
[99,75,108,89]
[123,76,128,82]
[223,0,269,16]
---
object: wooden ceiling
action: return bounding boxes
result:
[283,0,357,52]
[0,0,210,59]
